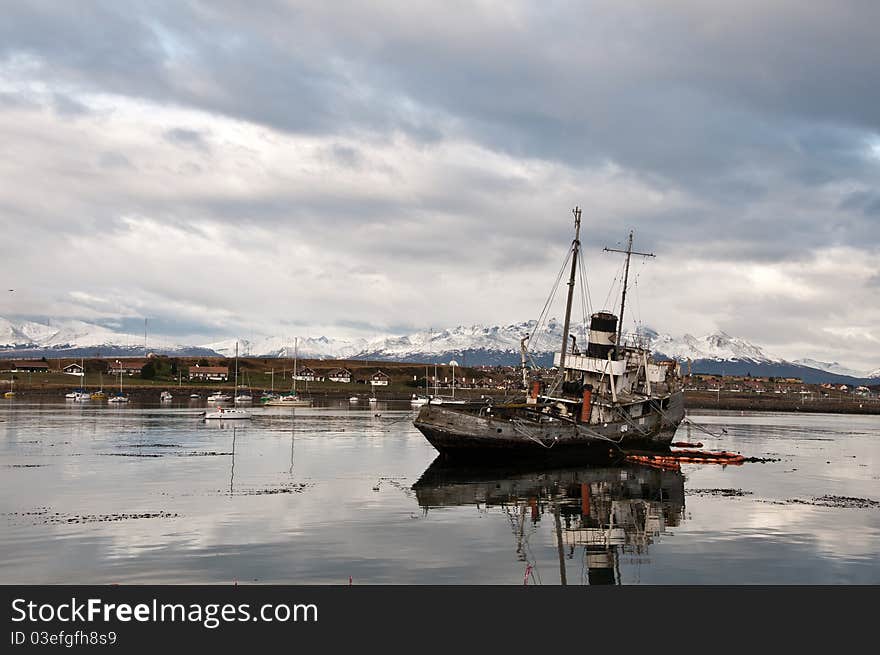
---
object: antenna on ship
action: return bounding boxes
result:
[603,231,654,355]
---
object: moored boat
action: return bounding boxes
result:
[264,393,311,407]
[413,207,684,461]
[204,406,251,420]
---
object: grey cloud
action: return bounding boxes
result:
[163,127,210,150]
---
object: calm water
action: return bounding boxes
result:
[1,399,878,584]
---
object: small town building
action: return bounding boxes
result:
[189,365,229,381]
[370,370,390,386]
[293,366,316,382]
[10,361,50,373]
[108,360,147,376]
[62,362,84,375]
[327,368,352,383]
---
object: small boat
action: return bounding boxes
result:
[204,406,251,420]
[260,392,280,403]
[160,391,173,402]
[411,394,429,406]
[90,390,106,400]
[190,393,201,399]
[66,389,90,402]
[234,392,252,403]
[108,360,129,403]
[5,372,15,398]
[207,392,231,402]
[264,393,312,407]
[349,396,359,403]
[369,396,378,404]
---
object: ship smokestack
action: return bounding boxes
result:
[586,311,618,359]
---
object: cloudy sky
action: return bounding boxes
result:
[1,1,878,368]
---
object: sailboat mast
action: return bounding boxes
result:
[293,337,298,395]
[558,207,582,373]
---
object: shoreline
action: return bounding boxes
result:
[4,384,880,415]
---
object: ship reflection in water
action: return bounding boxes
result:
[413,459,684,585]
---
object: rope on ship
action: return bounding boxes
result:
[646,400,729,439]
[510,418,559,449]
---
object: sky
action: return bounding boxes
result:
[0,1,878,370]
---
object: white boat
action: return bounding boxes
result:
[160,391,173,402]
[234,393,252,403]
[349,396,359,402]
[204,406,251,420]
[68,359,91,401]
[190,393,201,399]
[207,392,231,402]
[266,338,312,407]
[108,359,129,403]
[264,393,311,407]
[411,394,429,406]
[205,342,252,420]
[369,396,378,404]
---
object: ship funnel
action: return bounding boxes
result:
[586,311,618,359]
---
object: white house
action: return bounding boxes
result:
[327,368,352,383]
[370,370,390,386]
[62,362,84,376]
[294,366,316,382]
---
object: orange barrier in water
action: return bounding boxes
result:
[627,449,745,467]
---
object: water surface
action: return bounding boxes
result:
[1,400,877,584]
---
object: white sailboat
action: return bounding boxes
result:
[66,359,91,401]
[160,391,173,402]
[205,342,251,420]
[265,338,311,406]
[234,368,252,403]
[411,365,430,406]
[108,359,129,403]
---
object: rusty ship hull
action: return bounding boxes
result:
[413,390,684,460]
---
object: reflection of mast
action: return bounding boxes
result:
[229,426,236,496]
[553,502,568,586]
[287,411,296,475]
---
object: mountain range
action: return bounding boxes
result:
[1,316,878,384]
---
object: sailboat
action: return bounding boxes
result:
[3,370,14,398]
[108,359,130,403]
[234,368,252,403]
[413,207,685,461]
[91,371,106,400]
[205,342,251,419]
[260,369,280,402]
[160,391,173,402]
[265,338,311,406]
[411,366,430,406]
[66,359,91,401]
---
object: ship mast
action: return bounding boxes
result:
[604,231,654,355]
[558,207,582,373]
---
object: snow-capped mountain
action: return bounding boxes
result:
[792,359,871,379]
[1,315,878,383]
[0,317,203,355]
[648,331,781,363]
[205,335,370,359]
